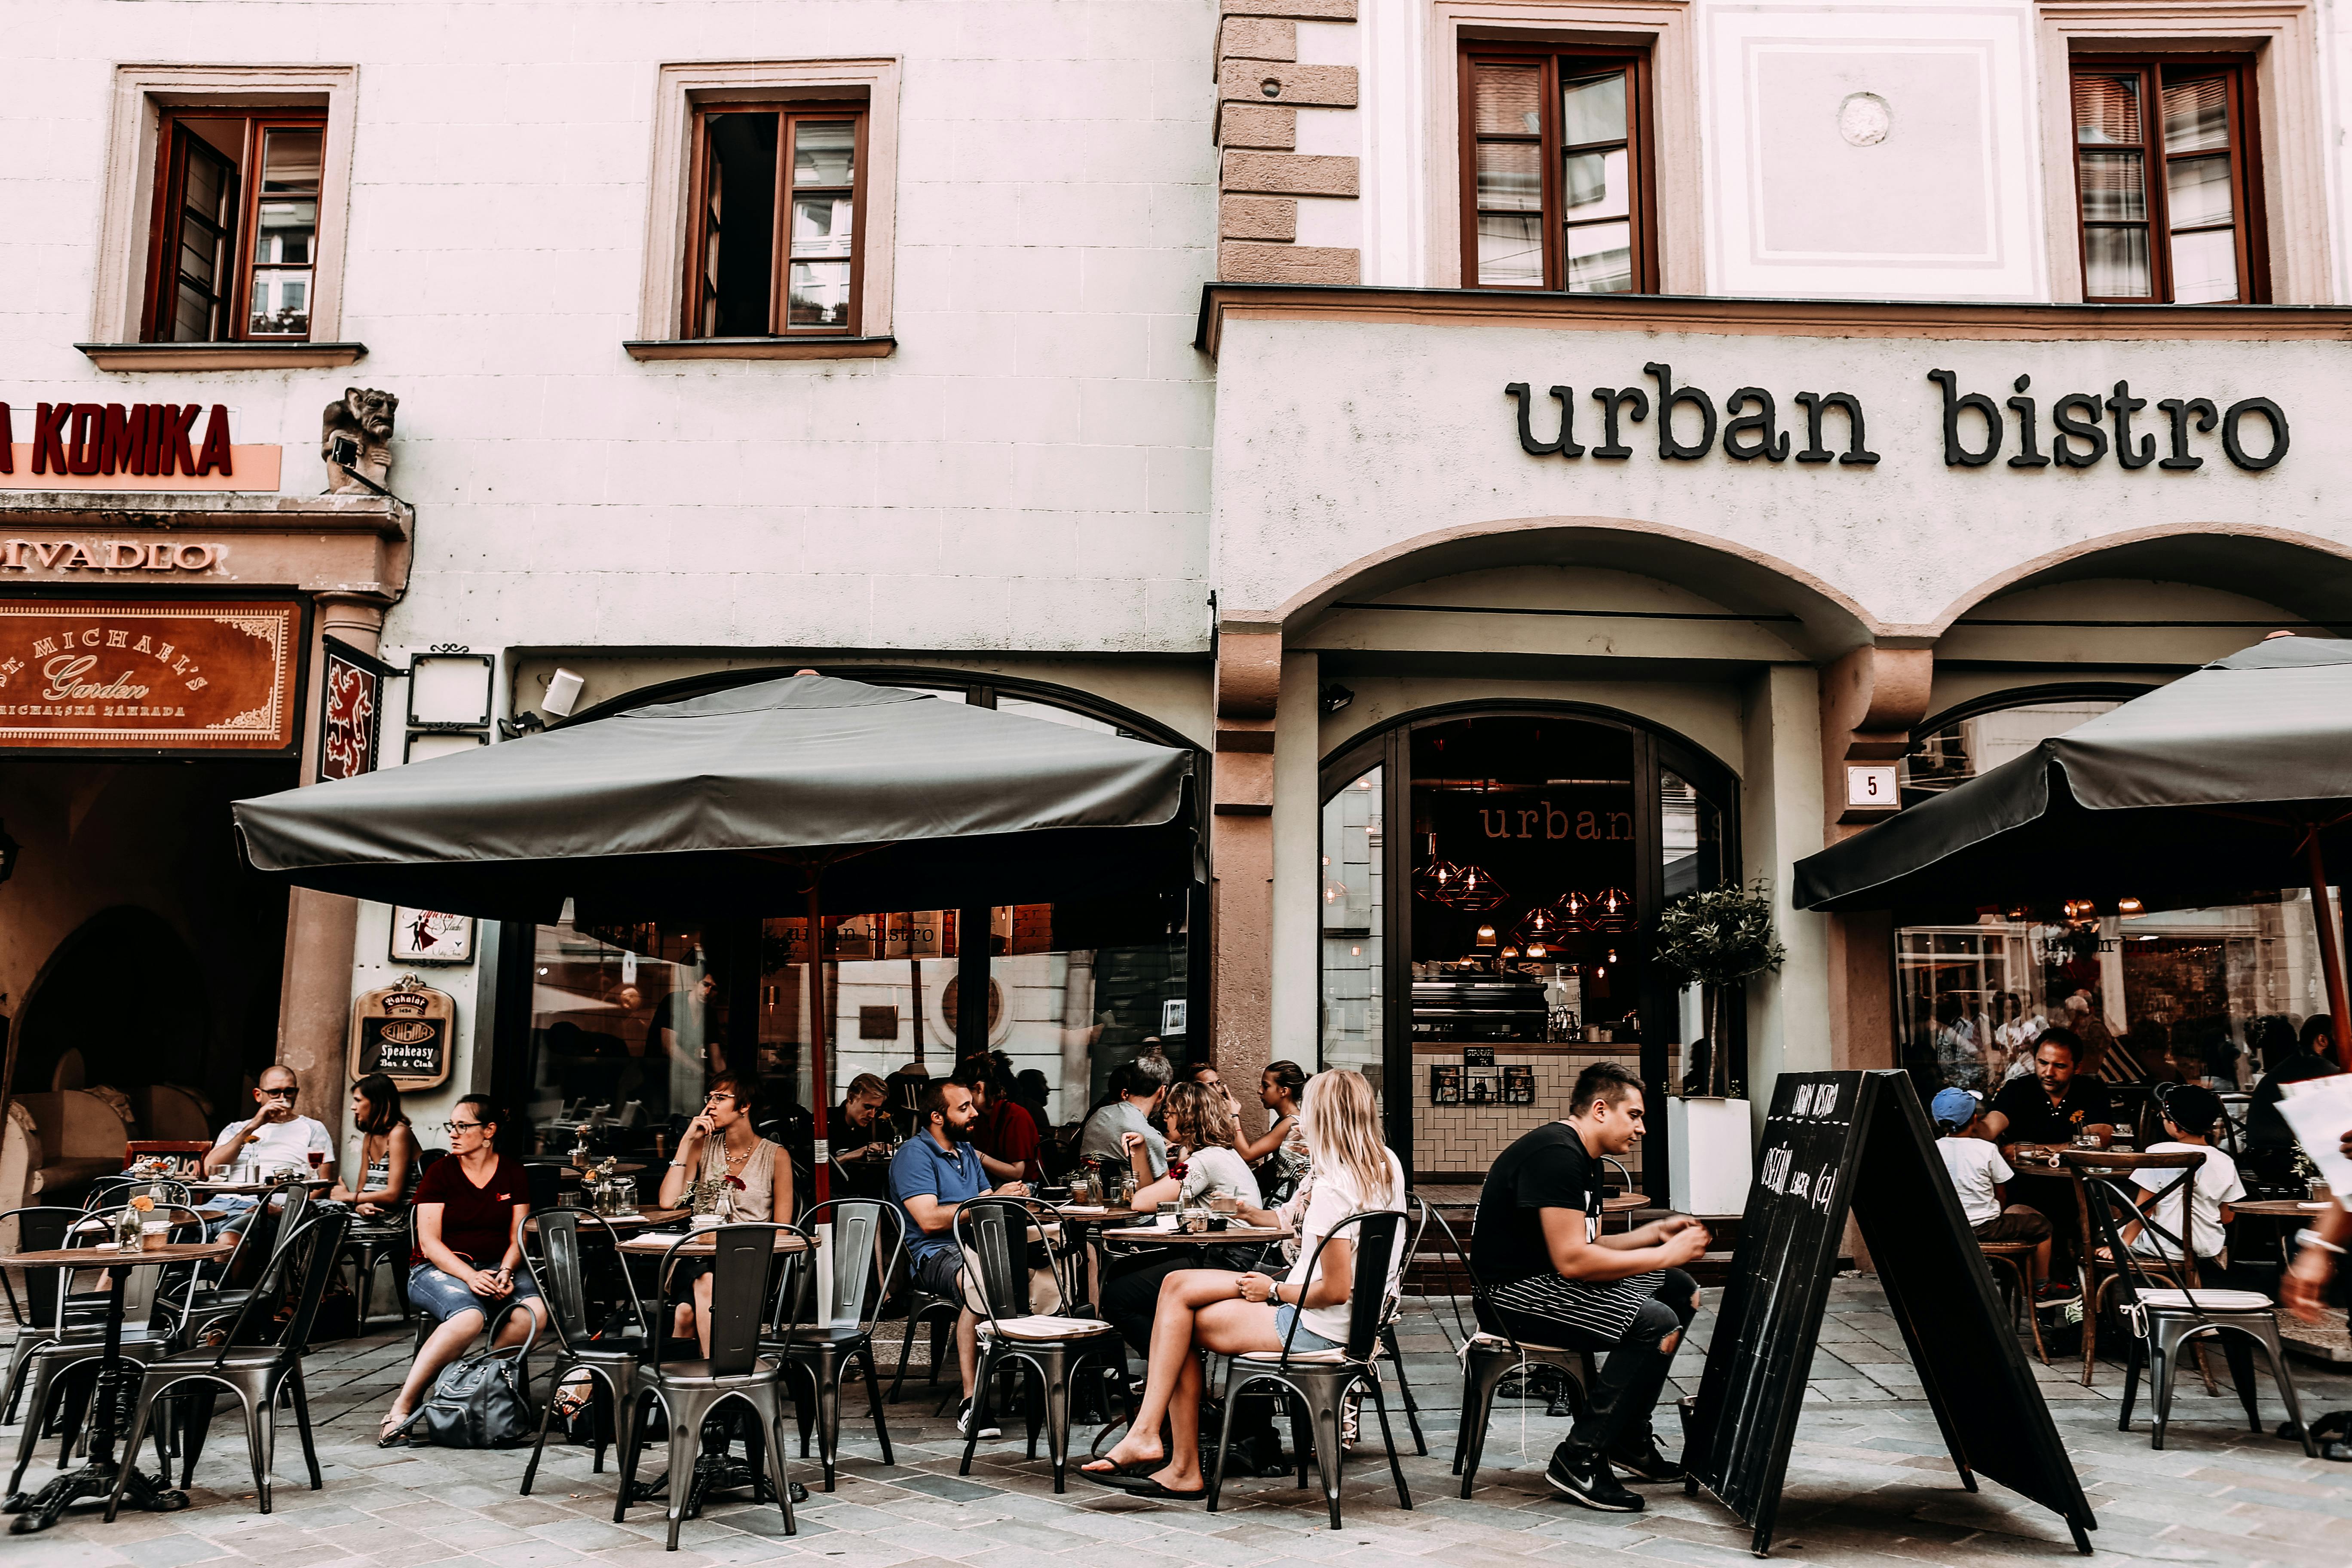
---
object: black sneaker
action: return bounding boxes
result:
[956,1398,1001,1439]
[1607,1434,1687,1484]
[1545,1443,1644,1512]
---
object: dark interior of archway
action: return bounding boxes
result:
[11,759,293,1113]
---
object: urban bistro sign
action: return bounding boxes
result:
[0,599,300,753]
[1505,366,2288,472]
[0,400,282,492]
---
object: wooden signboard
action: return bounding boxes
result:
[348,974,456,1090]
[0,598,300,753]
[1683,1069,2095,1557]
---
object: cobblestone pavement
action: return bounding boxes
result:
[7,1279,2348,1568]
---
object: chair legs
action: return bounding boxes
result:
[1212,1365,1410,1529]
[956,1341,1107,1494]
[1364,1372,1412,1513]
[856,1344,894,1466]
[2134,1317,2319,1457]
[1377,1324,1427,1456]
[107,1373,275,1519]
[1453,1347,1512,1497]
[617,1386,796,1550]
[524,1357,636,1497]
[887,1294,956,1404]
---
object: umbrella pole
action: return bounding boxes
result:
[2305,832,2352,1071]
[808,878,831,1205]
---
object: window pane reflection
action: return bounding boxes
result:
[1477,212,1543,286]
[1565,220,1633,293]
[2083,224,2153,298]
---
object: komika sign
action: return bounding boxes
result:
[1507,366,2289,472]
[0,401,237,478]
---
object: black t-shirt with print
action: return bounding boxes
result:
[1991,1075,2116,1148]
[1472,1121,1605,1287]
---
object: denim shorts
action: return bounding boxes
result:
[1272,1302,1343,1354]
[407,1262,541,1325]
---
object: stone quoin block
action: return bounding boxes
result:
[1218,101,1297,149]
[1216,17,1296,68]
[1221,0,1357,18]
[1219,61,1357,108]
[1220,150,1360,198]
[1220,196,1297,242]
[1218,241,1360,285]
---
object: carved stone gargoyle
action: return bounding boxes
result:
[321,387,398,493]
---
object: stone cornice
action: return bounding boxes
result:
[0,492,408,541]
[1193,284,2352,357]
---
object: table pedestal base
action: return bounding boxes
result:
[4,1460,187,1534]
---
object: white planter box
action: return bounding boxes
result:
[1667,1096,1754,1215]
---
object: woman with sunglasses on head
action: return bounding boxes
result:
[657,1072,791,1354]
[331,1073,420,1216]
[382,1095,545,1444]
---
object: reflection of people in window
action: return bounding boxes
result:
[649,972,718,1120]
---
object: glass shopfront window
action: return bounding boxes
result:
[1320,707,1735,1188]
[507,669,1202,1173]
[1895,695,2343,1122]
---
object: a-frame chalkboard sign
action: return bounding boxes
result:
[1683,1069,2096,1557]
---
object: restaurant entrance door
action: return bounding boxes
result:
[1320,705,1737,1191]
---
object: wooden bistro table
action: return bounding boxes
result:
[184,1176,333,1198]
[1100,1223,1295,1247]
[525,1204,686,1234]
[1,1238,235,1533]
[616,1225,814,1258]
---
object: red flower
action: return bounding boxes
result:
[726,1175,746,1190]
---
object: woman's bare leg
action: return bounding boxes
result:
[389,1309,484,1427]
[1142,1298,1286,1490]
[692,1274,714,1357]
[1085,1271,1249,1471]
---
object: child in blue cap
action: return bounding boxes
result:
[1932,1086,2078,1305]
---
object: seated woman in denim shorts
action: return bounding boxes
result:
[379,1094,546,1444]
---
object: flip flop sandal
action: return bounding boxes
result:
[1077,1459,1162,1491]
[1134,1479,1208,1502]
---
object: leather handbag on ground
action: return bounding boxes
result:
[398,1302,541,1448]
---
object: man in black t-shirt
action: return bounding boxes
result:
[1983,1029,2115,1268]
[1470,1063,1710,1514]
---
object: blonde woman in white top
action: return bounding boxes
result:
[1079,1069,1403,1501]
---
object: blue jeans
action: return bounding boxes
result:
[1272,1302,1343,1354]
[407,1262,540,1326]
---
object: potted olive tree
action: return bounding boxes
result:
[1655,879,1785,1213]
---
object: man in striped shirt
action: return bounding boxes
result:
[1471,1063,1709,1513]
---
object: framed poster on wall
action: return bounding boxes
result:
[389,906,475,966]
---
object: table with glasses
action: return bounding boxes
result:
[1,1238,234,1533]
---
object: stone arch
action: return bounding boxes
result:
[1266,515,1885,661]
[13,905,208,1096]
[1919,522,2352,638]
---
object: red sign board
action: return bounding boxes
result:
[0,599,301,752]
[320,638,383,779]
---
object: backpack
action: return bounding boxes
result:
[398,1303,541,1448]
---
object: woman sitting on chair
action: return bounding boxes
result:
[1079,1068,1404,1500]
[382,1095,546,1444]
[331,1072,420,1216]
[657,1072,792,1354]
[1098,1080,1267,1352]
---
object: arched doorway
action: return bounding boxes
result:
[15,906,208,1096]
[1320,701,1737,1184]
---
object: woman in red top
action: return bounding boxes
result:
[380,1094,545,1443]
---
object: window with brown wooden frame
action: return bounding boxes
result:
[142,109,327,342]
[683,105,867,338]
[1461,45,1657,294]
[2070,57,2267,303]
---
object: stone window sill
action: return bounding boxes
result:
[77,341,368,371]
[622,336,896,362]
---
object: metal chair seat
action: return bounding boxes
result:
[642,1355,784,1387]
[2133,1287,2275,1313]
[978,1314,1115,1342]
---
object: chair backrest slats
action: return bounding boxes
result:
[652,1222,808,1379]
[1278,1208,1404,1366]
[797,1198,902,1332]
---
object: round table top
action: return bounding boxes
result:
[1053,1206,1146,1224]
[9,1239,235,1268]
[1101,1224,1294,1245]
[187,1176,333,1196]
[617,1226,813,1256]
[1602,1193,1650,1213]
[556,1162,649,1181]
[525,1205,685,1233]
[2233,1197,2340,1218]
[2057,1147,2205,1170]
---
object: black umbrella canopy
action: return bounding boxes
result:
[1792,636,2352,916]
[234,674,1199,922]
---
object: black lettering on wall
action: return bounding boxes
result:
[1506,383,1581,457]
[2005,375,2049,469]
[2220,397,2288,470]
[1589,386,1649,459]
[2157,397,2214,471]
[1721,389,1789,462]
[2049,393,2108,468]
[2106,380,2154,470]
[1792,392,1880,466]
[1928,370,2000,467]
[1643,363,1718,460]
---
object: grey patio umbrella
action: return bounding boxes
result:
[234,672,1199,1197]
[1791,635,2352,1066]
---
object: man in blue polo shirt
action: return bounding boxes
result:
[889,1078,1025,1438]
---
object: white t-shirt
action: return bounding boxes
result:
[1935,1136,2012,1227]
[1283,1149,1406,1344]
[2132,1142,2245,1261]
[211,1112,333,1174]
[1178,1145,1262,1207]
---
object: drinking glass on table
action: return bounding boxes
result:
[307,1150,326,1177]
